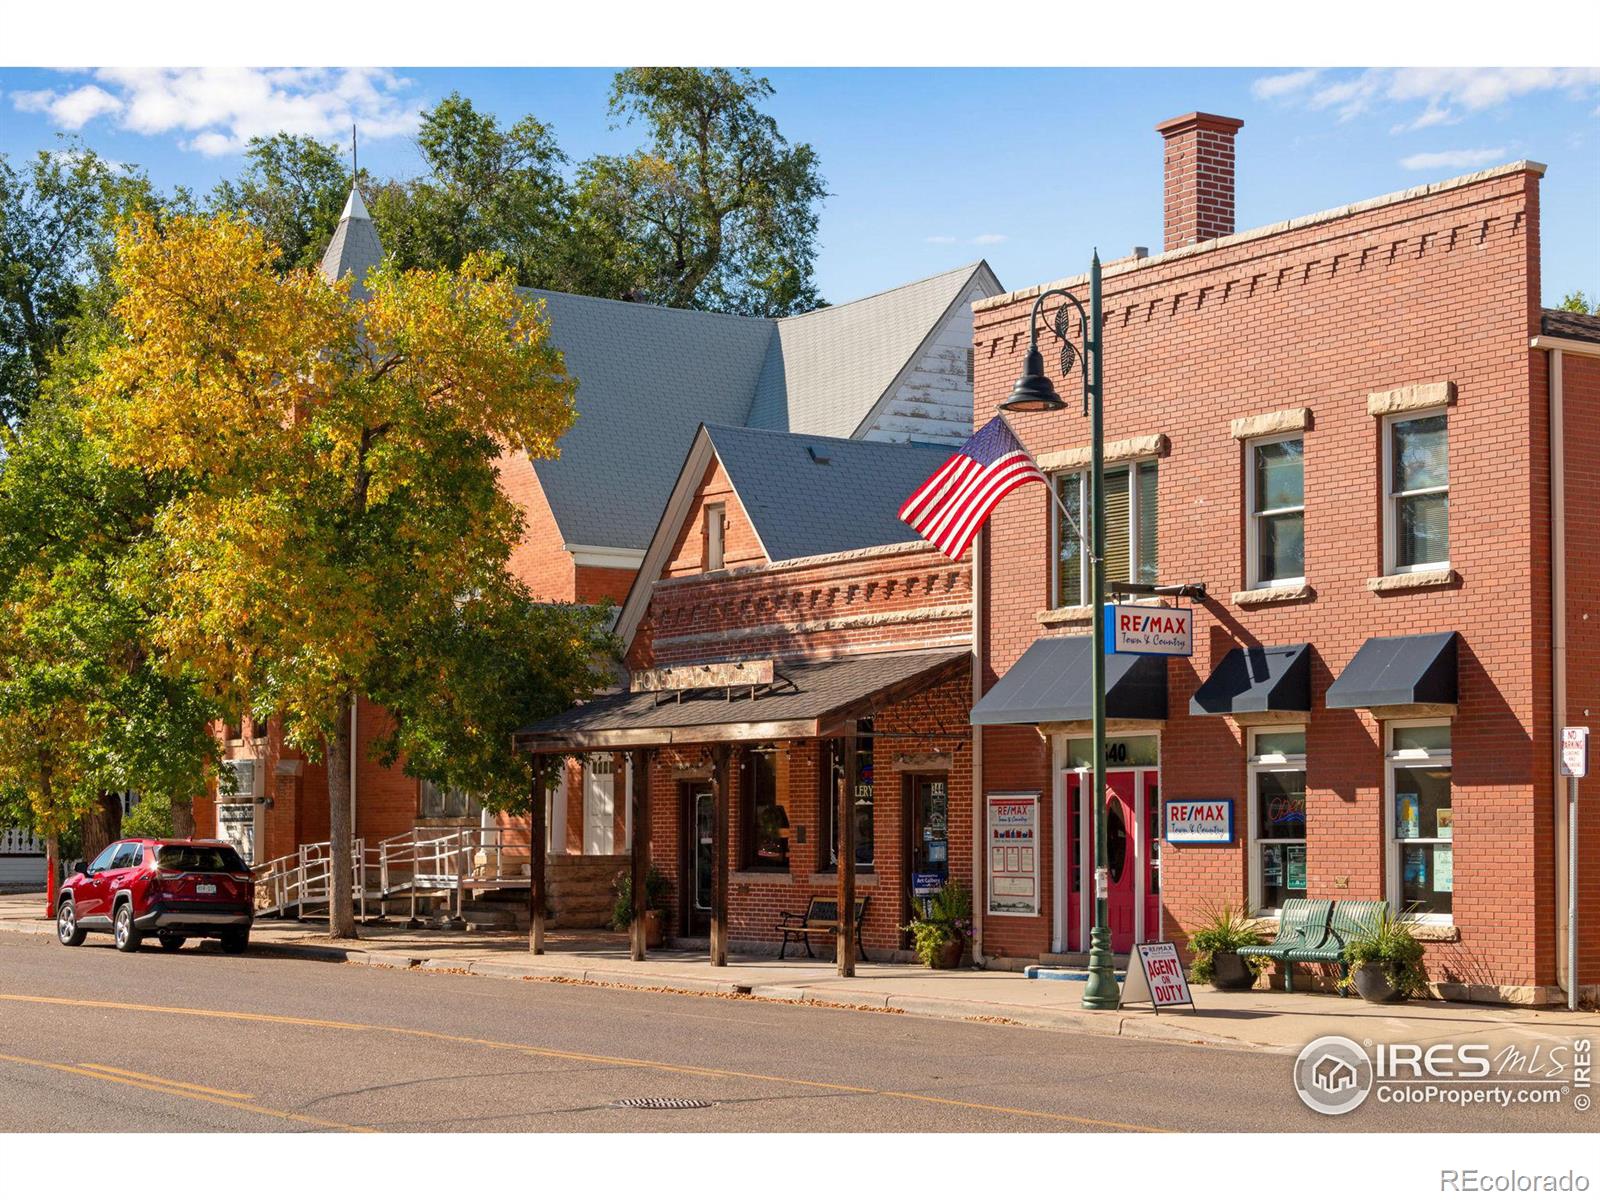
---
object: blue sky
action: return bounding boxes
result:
[3,66,1596,307]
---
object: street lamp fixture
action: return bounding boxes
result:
[1001,252,1120,1011]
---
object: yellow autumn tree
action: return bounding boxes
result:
[86,211,578,937]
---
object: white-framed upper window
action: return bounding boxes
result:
[1383,410,1449,574]
[1246,435,1304,587]
[1247,727,1307,915]
[704,502,726,571]
[1385,720,1453,923]
[1052,460,1158,607]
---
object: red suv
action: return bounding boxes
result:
[56,838,254,954]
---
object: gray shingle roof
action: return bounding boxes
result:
[746,262,985,438]
[704,424,952,562]
[521,263,990,551]
[1543,308,1600,344]
[522,291,774,550]
[318,188,384,299]
[515,649,965,748]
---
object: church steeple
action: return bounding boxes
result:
[318,184,383,298]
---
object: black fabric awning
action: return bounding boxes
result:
[514,649,966,752]
[971,636,1168,727]
[1190,644,1312,717]
[1325,632,1458,709]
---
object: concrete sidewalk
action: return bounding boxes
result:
[6,891,1595,1057]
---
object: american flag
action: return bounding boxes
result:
[899,415,1046,560]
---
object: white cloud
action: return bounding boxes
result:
[924,235,957,245]
[1389,103,1456,135]
[1251,69,1320,100]
[1398,147,1507,172]
[972,233,1007,245]
[1255,66,1600,125]
[9,67,419,157]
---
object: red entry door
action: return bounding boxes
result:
[1104,772,1137,954]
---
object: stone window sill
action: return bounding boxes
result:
[1367,568,1460,593]
[1232,582,1314,606]
[1037,605,1093,626]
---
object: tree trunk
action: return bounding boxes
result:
[325,696,357,939]
[170,798,196,839]
[81,791,122,862]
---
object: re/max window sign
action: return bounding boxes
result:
[1163,798,1233,844]
[1104,604,1193,656]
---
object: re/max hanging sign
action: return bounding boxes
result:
[1104,604,1193,656]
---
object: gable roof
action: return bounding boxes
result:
[318,187,384,299]
[612,423,950,653]
[745,262,995,439]
[703,424,951,563]
[522,261,996,552]
[521,291,773,552]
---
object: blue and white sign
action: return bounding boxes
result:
[912,872,944,896]
[1105,604,1193,656]
[1163,798,1233,844]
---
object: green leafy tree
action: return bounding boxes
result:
[1558,290,1598,315]
[211,134,356,273]
[368,93,573,289]
[0,140,164,426]
[85,210,598,937]
[576,68,827,315]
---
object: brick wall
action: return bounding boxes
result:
[974,163,1551,985]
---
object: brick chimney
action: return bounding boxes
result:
[1156,112,1243,252]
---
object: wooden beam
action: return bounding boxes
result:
[710,744,732,967]
[529,755,548,955]
[629,749,650,961]
[837,727,858,977]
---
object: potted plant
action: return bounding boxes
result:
[903,880,973,969]
[1340,909,1427,1003]
[1185,901,1265,990]
[611,866,671,948]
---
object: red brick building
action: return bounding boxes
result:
[518,425,975,956]
[970,112,1600,1003]
[197,187,998,907]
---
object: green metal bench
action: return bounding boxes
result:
[1235,898,1334,992]
[1328,899,1392,996]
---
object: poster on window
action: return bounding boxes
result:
[1263,844,1283,887]
[986,793,1039,916]
[1403,846,1427,887]
[1436,808,1453,840]
[1397,793,1421,839]
[1285,844,1306,890]
[1433,847,1453,892]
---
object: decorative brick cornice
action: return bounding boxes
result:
[652,540,938,591]
[653,603,971,650]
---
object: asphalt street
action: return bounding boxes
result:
[0,929,1590,1133]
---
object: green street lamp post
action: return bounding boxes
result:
[1001,252,1120,1010]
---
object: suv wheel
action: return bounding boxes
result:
[113,901,142,953]
[56,899,86,947]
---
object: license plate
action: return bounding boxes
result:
[196,883,217,895]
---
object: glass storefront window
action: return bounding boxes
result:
[1250,727,1306,914]
[1389,723,1452,919]
[822,722,874,869]
[744,748,788,871]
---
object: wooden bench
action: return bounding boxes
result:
[776,896,869,962]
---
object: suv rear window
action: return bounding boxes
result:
[157,845,247,873]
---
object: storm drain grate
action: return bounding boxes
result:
[610,1097,715,1110]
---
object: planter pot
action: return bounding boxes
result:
[1352,962,1405,1003]
[931,937,964,970]
[644,910,665,949]
[1210,951,1255,991]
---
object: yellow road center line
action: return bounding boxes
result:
[0,993,1166,1132]
[0,1051,372,1133]
[79,1063,256,1100]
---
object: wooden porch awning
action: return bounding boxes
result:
[514,649,967,753]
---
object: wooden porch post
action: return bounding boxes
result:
[837,724,858,977]
[629,748,650,961]
[710,744,731,967]
[529,754,548,954]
